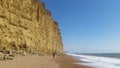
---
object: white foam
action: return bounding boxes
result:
[67,53,120,68]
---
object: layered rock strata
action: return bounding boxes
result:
[0,0,63,55]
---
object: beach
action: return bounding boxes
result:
[55,55,92,68]
[0,55,92,68]
[0,55,60,68]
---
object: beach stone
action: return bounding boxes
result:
[0,52,4,60]
[23,52,27,56]
[3,54,14,60]
[7,56,13,60]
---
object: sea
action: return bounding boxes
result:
[67,53,120,68]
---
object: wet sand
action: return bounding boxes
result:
[55,55,93,68]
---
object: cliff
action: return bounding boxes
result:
[0,0,63,55]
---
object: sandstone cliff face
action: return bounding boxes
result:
[0,0,63,55]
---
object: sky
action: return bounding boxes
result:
[41,0,120,53]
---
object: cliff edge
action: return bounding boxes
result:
[0,0,63,55]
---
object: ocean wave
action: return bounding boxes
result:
[67,53,120,68]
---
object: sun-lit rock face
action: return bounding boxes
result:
[0,0,63,55]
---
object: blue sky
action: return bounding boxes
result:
[41,0,120,53]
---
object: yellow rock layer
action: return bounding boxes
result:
[0,0,63,55]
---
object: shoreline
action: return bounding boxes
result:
[55,55,93,68]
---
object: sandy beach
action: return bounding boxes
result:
[0,55,92,68]
[0,55,60,68]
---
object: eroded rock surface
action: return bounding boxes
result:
[0,0,63,55]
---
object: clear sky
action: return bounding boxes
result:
[41,0,120,53]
